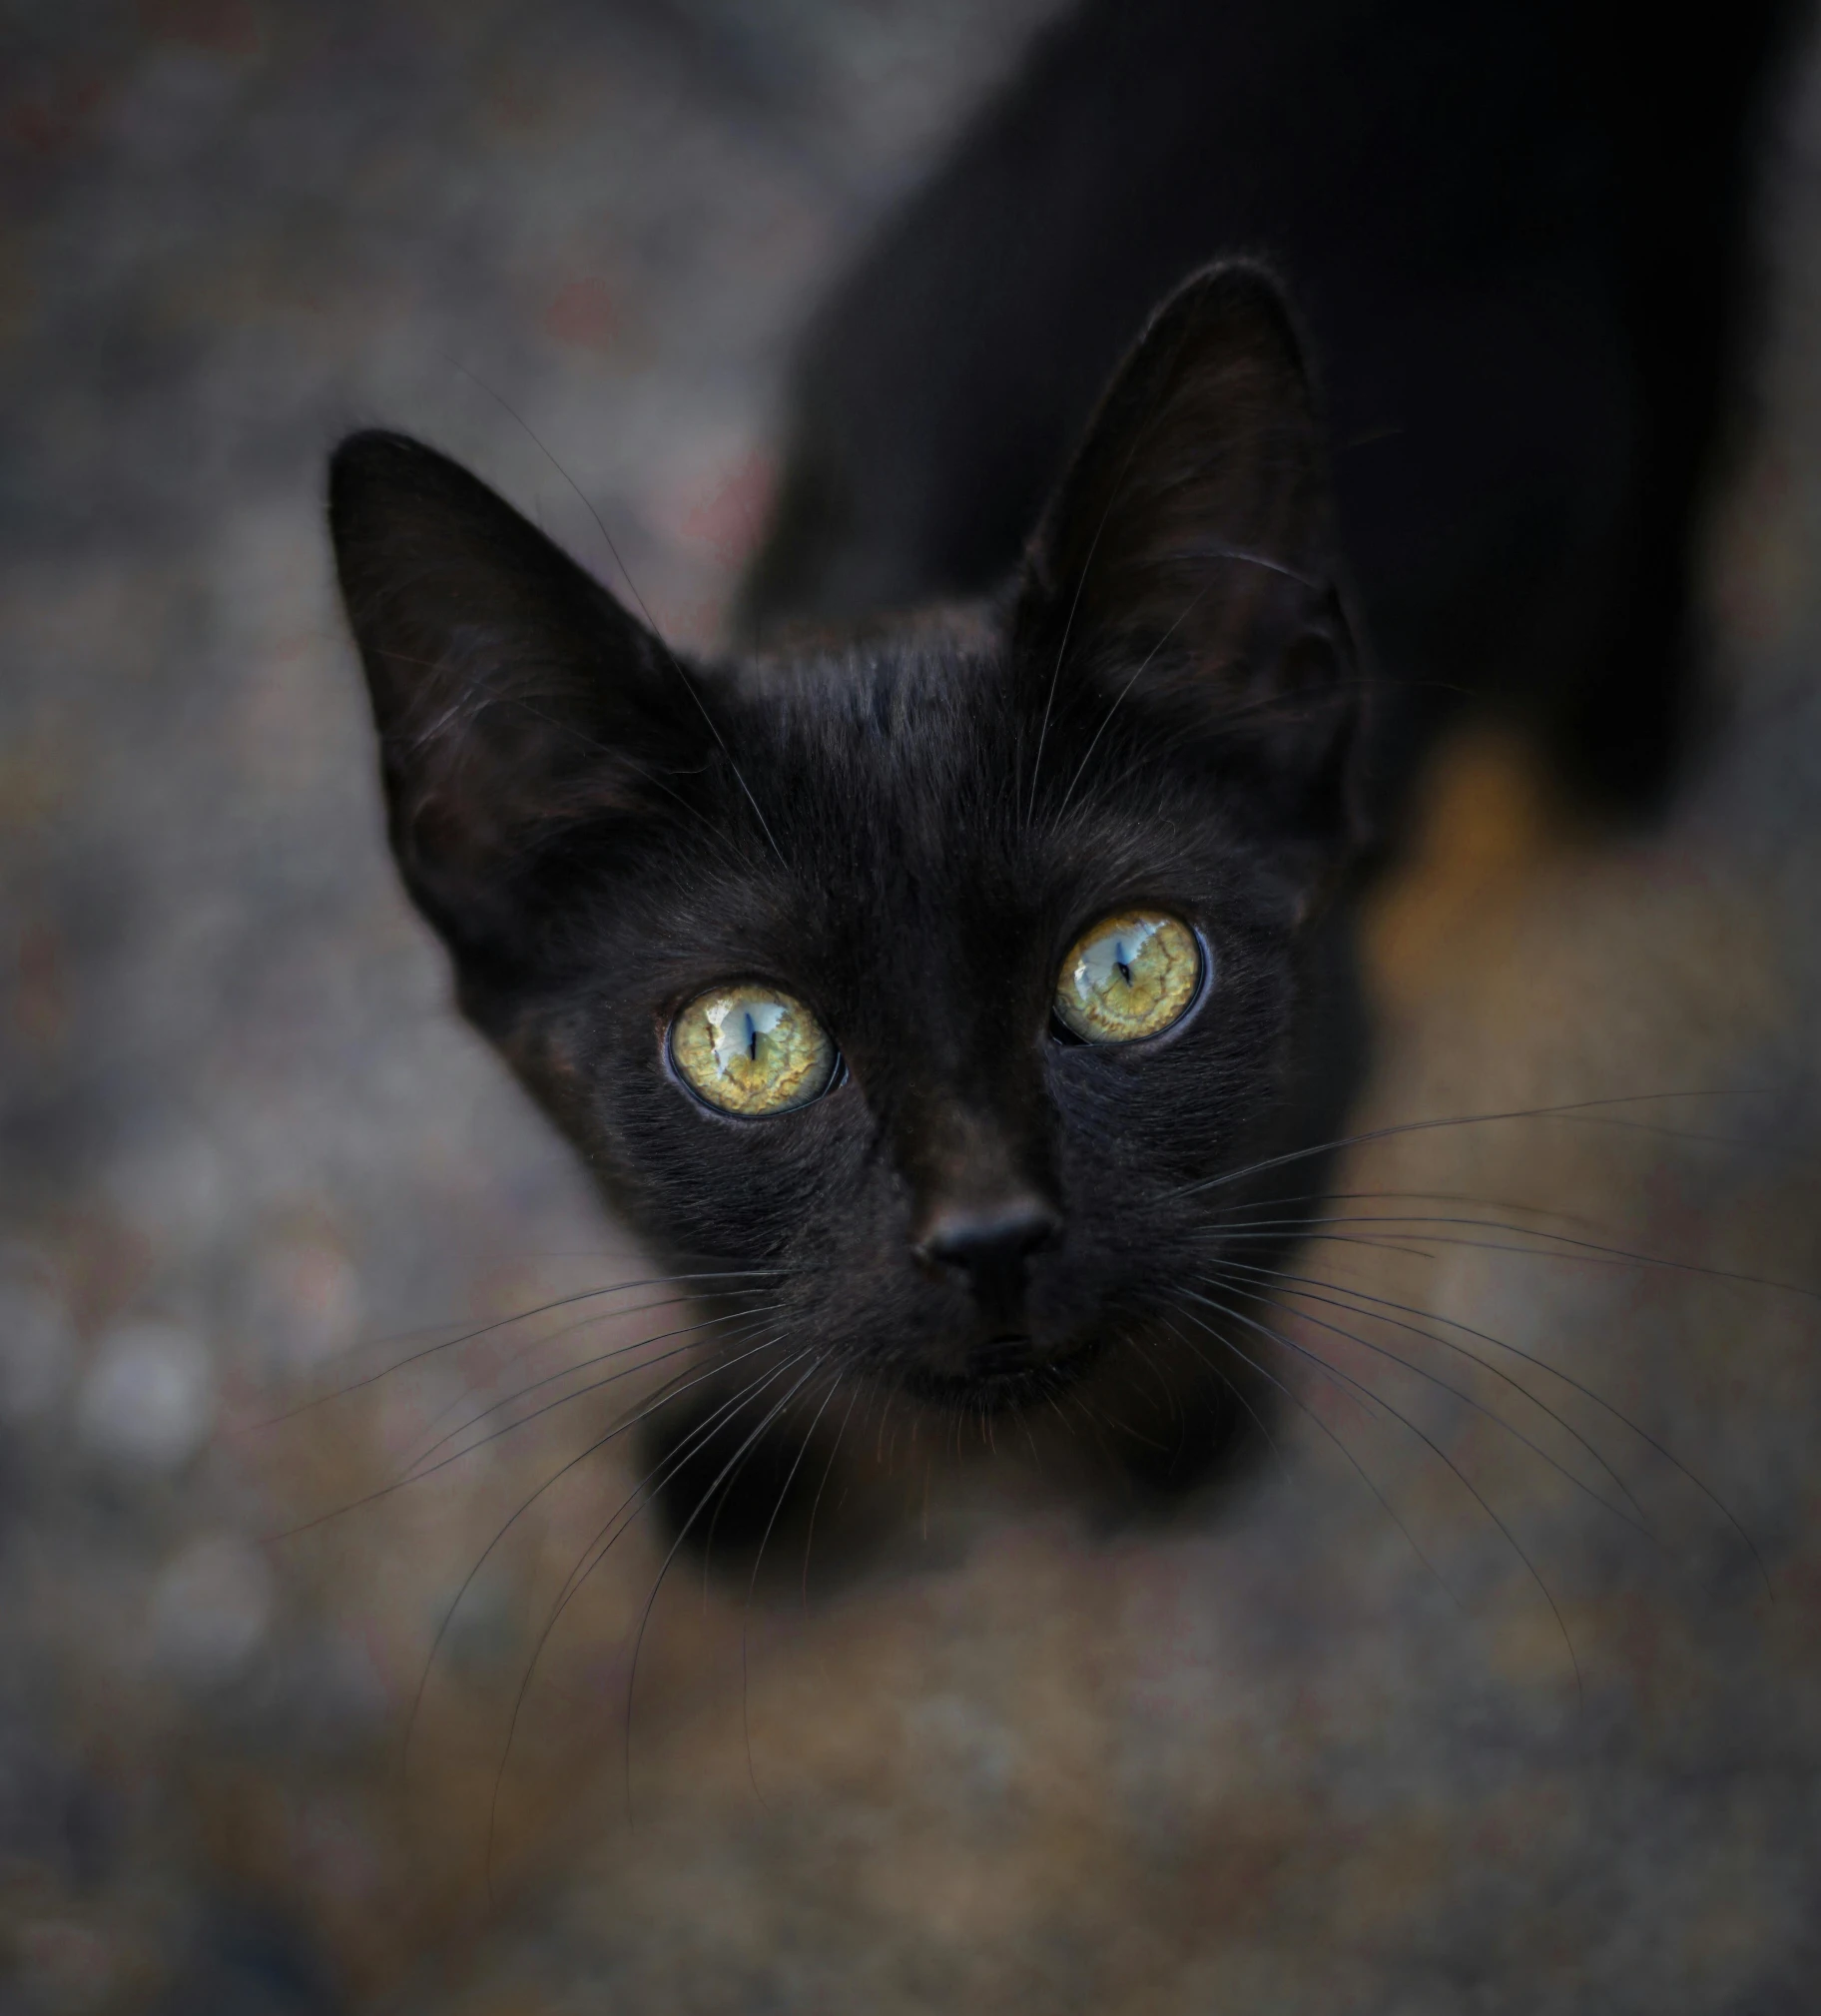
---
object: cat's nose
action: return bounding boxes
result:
[912,1194,1061,1307]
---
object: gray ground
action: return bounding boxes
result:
[3,4,1821,2012]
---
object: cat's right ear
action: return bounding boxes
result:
[329,431,703,991]
[1014,263,1363,848]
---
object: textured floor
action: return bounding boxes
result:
[4,4,1821,2011]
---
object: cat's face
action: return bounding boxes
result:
[330,264,1365,1411]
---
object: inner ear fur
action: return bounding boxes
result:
[1015,262,1364,840]
[328,430,704,981]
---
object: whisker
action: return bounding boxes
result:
[478,1352,797,1893]
[615,1358,827,1819]
[531,1343,799,1644]
[1189,1270,1646,1536]
[401,1288,725,1462]
[1199,1256,1650,1528]
[396,1329,791,1784]
[1177,1091,1787,1202]
[242,1267,786,1427]
[275,1325,760,1542]
[402,1317,789,1490]
[1195,1199,1821,1322]
[446,359,790,873]
[1024,284,1308,829]
[1155,1313,1294,1492]
[402,1300,787,1477]
[478,1345,811,1884]
[1209,1250,1770,1591]
[696,1353,830,1584]
[1211,1185,1630,1235]
[367,639,759,882]
[1024,487,1114,832]
[1226,1249,1782,1580]
[1180,1283,1581,1695]
[803,1381,864,1613]
[1045,579,1384,835]
[1048,577,1215,830]
[276,1312,779,1538]
[1169,1303,1461,1603]
[1312,1220,1821,1309]
[741,1375,846,1804]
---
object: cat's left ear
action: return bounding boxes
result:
[1015,262,1363,846]
[329,430,709,1011]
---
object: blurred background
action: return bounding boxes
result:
[4,4,1821,2012]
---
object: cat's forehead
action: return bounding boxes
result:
[689,626,1243,959]
[734,627,1022,848]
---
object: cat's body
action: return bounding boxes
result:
[746,0,1793,820]
[330,0,1795,1548]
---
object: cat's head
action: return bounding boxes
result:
[330,264,1365,1414]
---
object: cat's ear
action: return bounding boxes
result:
[329,431,704,990]
[1015,263,1362,844]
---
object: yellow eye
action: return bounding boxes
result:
[1054,910,1202,1043]
[669,983,838,1116]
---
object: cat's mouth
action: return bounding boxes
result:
[900,1330,1098,1413]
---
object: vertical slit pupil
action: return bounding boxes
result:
[745,1010,760,1061]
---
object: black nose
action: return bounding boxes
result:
[912,1195,1061,1311]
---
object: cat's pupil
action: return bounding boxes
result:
[711,997,785,1072]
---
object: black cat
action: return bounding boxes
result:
[329,0,1792,1555]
